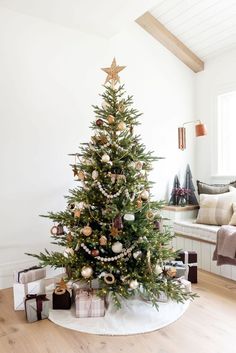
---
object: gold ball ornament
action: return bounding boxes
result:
[146,210,154,220]
[117,121,126,131]
[104,273,115,284]
[101,154,110,163]
[99,235,107,246]
[81,266,93,279]
[107,115,115,124]
[140,190,149,201]
[82,225,93,237]
[74,209,81,218]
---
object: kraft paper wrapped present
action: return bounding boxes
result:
[75,289,105,318]
[13,279,46,311]
[14,266,46,284]
[176,250,198,283]
[25,294,50,323]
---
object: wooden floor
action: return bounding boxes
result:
[0,270,236,353]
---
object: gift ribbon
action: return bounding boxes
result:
[25,294,48,321]
[18,266,42,283]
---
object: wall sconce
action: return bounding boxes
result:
[178,120,207,150]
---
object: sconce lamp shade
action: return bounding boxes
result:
[195,122,207,137]
[178,120,207,150]
[178,127,186,150]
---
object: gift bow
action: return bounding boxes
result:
[25,294,49,321]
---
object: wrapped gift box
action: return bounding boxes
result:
[164,261,187,279]
[14,266,46,284]
[175,276,192,293]
[156,292,168,302]
[75,289,105,318]
[25,294,50,323]
[13,279,46,311]
[53,288,71,310]
[176,250,198,283]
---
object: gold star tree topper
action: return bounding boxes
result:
[101,58,126,87]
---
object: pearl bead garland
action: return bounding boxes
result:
[96,181,123,199]
[80,243,136,262]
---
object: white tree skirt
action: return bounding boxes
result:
[49,298,189,335]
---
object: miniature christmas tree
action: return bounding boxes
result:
[182,164,199,205]
[168,175,181,205]
[28,59,195,308]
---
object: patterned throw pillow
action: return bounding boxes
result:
[229,202,236,225]
[196,190,236,225]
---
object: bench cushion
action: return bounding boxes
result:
[173,220,220,243]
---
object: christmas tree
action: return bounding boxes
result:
[168,175,181,205]
[29,59,195,308]
[182,164,198,205]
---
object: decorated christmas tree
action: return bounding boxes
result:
[29,59,195,308]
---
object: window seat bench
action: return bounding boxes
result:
[173,220,236,281]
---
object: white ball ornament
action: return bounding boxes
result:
[81,266,93,279]
[124,213,135,221]
[63,247,74,258]
[92,170,98,180]
[155,264,163,275]
[112,241,123,254]
[141,190,149,201]
[129,279,139,290]
[129,161,136,169]
[101,154,110,163]
[133,250,142,259]
[135,161,143,171]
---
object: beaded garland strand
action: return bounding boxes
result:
[81,242,136,262]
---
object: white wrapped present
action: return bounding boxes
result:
[13,266,46,284]
[13,279,46,311]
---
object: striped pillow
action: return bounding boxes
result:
[196,190,236,225]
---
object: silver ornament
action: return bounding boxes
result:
[141,190,149,200]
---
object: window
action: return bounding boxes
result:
[217,91,236,176]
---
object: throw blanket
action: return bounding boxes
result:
[213,225,236,266]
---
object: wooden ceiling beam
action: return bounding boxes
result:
[136,12,204,73]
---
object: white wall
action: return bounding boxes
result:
[108,23,196,200]
[0,8,195,287]
[195,48,236,183]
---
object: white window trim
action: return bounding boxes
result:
[211,82,236,180]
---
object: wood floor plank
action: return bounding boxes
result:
[0,270,235,353]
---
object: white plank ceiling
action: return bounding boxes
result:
[150,0,236,60]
